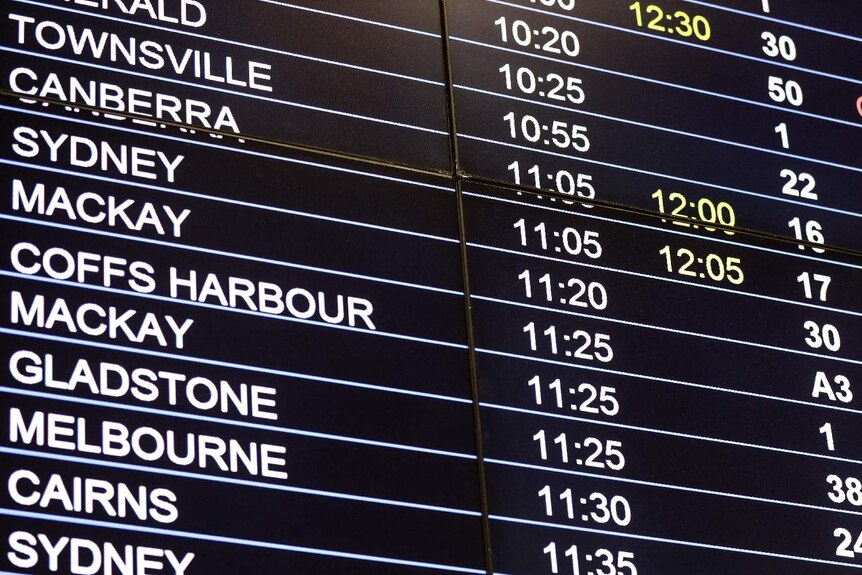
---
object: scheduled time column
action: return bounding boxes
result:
[462,180,862,574]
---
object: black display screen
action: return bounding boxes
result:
[1,1,861,574]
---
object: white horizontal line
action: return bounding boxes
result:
[0,104,454,189]
[458,133,862,223]
[1,446,480,516]
[681,0,862,43]
[486,0,862,84]
[481,401,862,466]
[0,154,451,198]
[0,327,474,404]
[256,0,441,38]
[0,46,448,136]
[466,240,862,319]
[1,386,476,459]
[0,160,459,244]
[488,513,862,568]
[0,508,485,573]
[455,84,862,174]
[449,36,862,130]
[470,294,861,364]
[474,346,862,418]
[1,268,468,350]
[485,457,862,517]
[14,0,443,81]
[461,189,862,270]
[1,213,463,296]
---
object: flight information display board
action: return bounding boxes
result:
[1,1,861,574]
